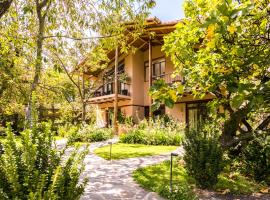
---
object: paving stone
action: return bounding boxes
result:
[57,138,184,200]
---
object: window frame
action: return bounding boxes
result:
[186,100,210,129]
[144,57,166,82]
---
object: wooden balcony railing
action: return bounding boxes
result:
[152,73,185,84]
[92,82,131,98]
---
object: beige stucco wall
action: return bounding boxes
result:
[143,45,164,106]
[131,50,144,106]
[91,45,215,126]
[165,103,186,123]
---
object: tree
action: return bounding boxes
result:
[79,0,155,132]
[151,0,270,152]
[0,0,154,128]
[0,0,13,19]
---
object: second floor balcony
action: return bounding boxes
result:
[87,82,131,104]
[152,73,185,85]
[86,72,184,104]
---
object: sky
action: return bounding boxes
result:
[150,0,185,21]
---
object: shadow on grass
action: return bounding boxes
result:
[133,160,269,200]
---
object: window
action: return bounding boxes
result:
[144,105,165,119]
[103,62,125,83]
[144,58,165,82]
[153,104,165,116]
[186,102,208,130]
[144,106,149,118]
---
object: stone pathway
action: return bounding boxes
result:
[80,139,184,200]
[56,139,270,200]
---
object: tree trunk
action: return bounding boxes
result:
[82,69,86,123]
[0,0,13,19]
[25,0,50,128]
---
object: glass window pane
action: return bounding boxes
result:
[161,62,165,75]
[145,66,149,81]
[154,63,161,76]
[188,109,198,130]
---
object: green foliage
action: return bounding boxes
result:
[241,133,270,184]
[94,143,177,160]
[183,123,224,189]
[58,123,79,138]
[159,185,197,200]
[0,123,88,200]
[151,0,270,150]
[133,159,266,198]
[66,124,113,144]
[120,118,184,146]
[214,171,265,195]
[133,160,197,200]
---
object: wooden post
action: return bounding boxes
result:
[113,46,119,135]
[148,40,153,118]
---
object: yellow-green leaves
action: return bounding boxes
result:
[160,0,270,117]
[227,24,237,34]
[206,24,216,40]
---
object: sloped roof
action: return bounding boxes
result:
[79,17,180,76]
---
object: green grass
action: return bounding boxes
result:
[133,160,266,199]
[94,143,178,160]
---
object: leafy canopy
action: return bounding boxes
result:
[151,0,270,149]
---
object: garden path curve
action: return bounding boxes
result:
[80,139,184,200]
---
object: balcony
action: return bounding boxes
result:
[87,82,131,104]
[152,73,185,85]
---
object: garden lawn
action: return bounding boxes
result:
[94,143,178,160]
[133,160,267,199]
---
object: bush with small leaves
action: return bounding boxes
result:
[183,123,224,189]
[0,123,88,200]
[241,133,270,184]
[66,124,113,143]
[120,118,184,146]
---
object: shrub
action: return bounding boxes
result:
[78,125,113,142]
[58,123,79,138]
[67,124,113,143]
[241,133,270,184]
[0,123,88,200]
[120,118,184,146]
[183,123,224,189]
[159,185,197,200]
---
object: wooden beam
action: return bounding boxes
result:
[113,46,119,135]
[146,26,176,32]
[148,40,153,118]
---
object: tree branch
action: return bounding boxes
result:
[0,0,13,19]
[52,52,83,99]
[241,118,253,132]
[256,115,270,131]
[43,34,117,40]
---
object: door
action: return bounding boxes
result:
[186,102,208,130]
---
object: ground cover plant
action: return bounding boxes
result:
[94,143,178,160]
[0,123,88,200]
[120,118,184,146]
[133,159,267,200]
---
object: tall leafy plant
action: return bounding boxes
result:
[0,123,88,199]
[183,123,224,189]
